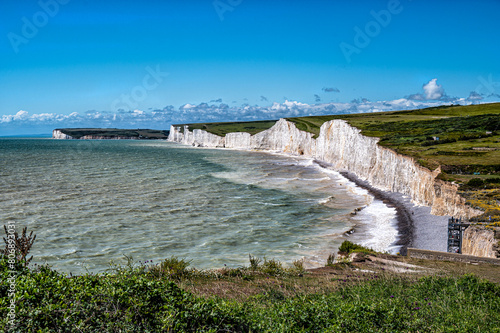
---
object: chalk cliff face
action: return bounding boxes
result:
[462,226,500,258]
[52,129,75,139]
[168,118,481,219]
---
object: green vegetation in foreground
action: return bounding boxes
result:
[3,257,500,332]
[56,128,170,139]
[1,263,498,332]
[2,230,500,332]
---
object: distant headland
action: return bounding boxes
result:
[52,128,169,140]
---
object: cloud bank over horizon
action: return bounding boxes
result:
[1,79,499,136]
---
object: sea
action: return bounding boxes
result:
[0,138,399,275]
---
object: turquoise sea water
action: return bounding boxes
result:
[0,138,396,274]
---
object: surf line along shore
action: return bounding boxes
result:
[235,149,403,257]
[312,158,449,256]
[170,144,448,258]
[313,159,414,255]
[174,137,417,257]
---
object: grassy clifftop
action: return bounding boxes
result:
[289,103,500,172]
[178,120,277,136]
[177,103,500,176]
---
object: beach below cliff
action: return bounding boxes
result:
[337,169,449,255]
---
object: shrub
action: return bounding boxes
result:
[247,255,304,276]
[338,240,375,255]
[326,253,336,266]
[149,256,192,280]
[485,177,500,184]
[0,226,36,267]
[467,178,484,187]
[261,258,285,276]
[248,254,261,271]
[291,259,305,273]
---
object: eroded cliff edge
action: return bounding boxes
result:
[462,226,500,258]
[169,118,481,220]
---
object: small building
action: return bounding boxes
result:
[447,218,470,254]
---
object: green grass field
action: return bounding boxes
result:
[180,120,278,136]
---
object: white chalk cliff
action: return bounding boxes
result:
[52,129,75,140]
[168,119,481,219]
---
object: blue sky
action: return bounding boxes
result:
[1,0,500,135]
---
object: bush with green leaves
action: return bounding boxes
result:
[338,240,375,255]
[467,178,485,188]
[148,256,192,280]
[0,257,250,332]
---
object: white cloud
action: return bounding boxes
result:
[2,86,500,136]
[32,113,58,121]
[14,110,29,120]
[132,109,145,116]
[423,78,444,100]
[407,93,425,101]
[1,115,13,123]
[181,103,196,109]
[271,100,308,111]
[408,78,447,101]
